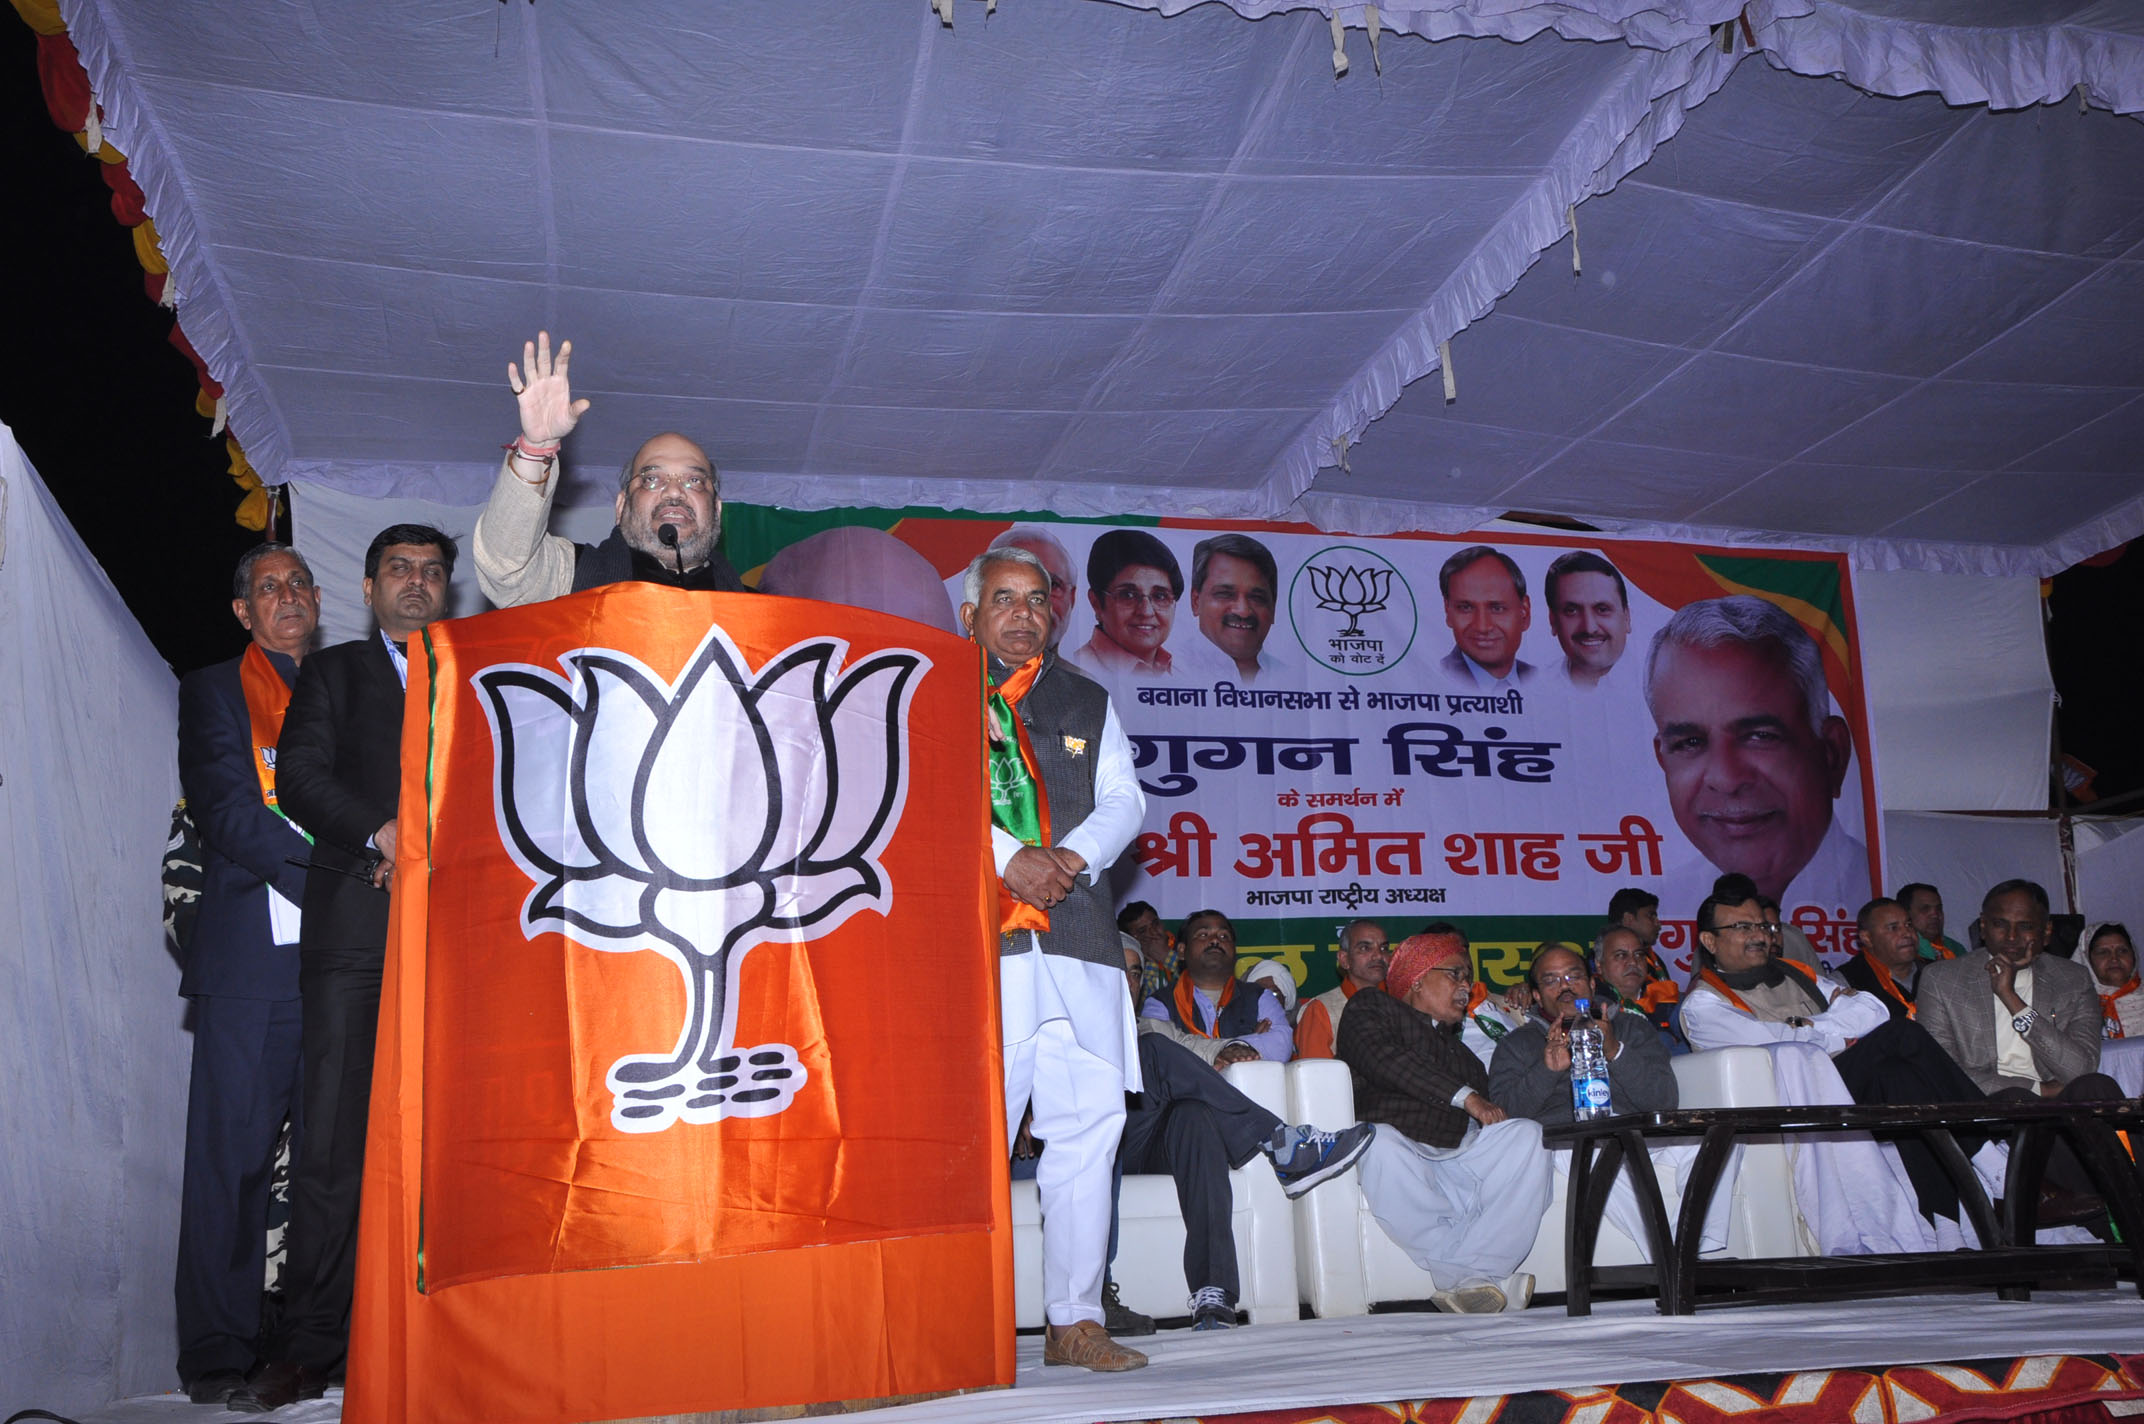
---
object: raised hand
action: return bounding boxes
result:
[506,331,590,445]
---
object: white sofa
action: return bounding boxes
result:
[1009,1058,1299,1328]
[1284,1046,1807,1316]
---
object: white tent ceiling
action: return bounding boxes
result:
[60,0,2144,574]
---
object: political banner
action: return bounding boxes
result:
[346,583,1011,1424]
[732,514,1881,992]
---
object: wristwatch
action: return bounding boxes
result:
[2011,1007,2037,1035]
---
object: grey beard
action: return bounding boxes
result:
[624,516,718,569]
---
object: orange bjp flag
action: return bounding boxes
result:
[345,585,1011,1424]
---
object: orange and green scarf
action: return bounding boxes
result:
[985,655,1051,936]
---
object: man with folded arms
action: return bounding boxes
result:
[1336,931,1551,1314]
[1142,910,1293,1066]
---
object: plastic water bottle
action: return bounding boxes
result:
[1568,997,1614,1121]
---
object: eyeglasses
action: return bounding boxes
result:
[1105,584,1177,610]
[633,471,712,495]
[1424,965,1471,983]
[1534,970,1591,987]
[1714,921,1781,937]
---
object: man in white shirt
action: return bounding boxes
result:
[1644,596,1869,917]
[1183,534,1283,685]
[1544,550,1631,691]
[963,546,1150,1371]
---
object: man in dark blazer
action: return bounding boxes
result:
[255,524,455,1407]
[1841,897,1927,1021]
[173,544,321,1410]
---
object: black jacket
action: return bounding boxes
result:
[276,634,407,955]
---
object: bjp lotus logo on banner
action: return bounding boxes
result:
[475,626,926,1132]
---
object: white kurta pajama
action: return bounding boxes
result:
[1358,1117,1554,1285]
[995,702,1145,1329]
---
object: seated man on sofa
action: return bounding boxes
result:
[1488,944,1678,1123]
[1118,944,1373,1330]
[1141,910,1293,1065]
[1335,931,1552,1315]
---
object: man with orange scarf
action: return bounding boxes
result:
[1840,897,1927,1021]
[1141,910,1293,1065]
[1335,931,1552,1315]
[172,544,320,1411]
[962,546,1149,1372]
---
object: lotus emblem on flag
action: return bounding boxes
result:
[476,627,926,1132]
[1306,562,1392,637]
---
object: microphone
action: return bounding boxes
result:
[657,522,686,579]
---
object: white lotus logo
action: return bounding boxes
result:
[476,627,927,1132]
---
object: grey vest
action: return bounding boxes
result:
[995,650,1121,969]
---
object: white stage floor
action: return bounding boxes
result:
[74,1290,2144,1424]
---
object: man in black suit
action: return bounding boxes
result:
[255,524,454,1407]
[173,544,321,1411]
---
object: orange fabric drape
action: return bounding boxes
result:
[345,586,1011,1424]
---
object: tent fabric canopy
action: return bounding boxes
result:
[53,0,2144,574]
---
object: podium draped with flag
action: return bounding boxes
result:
[344,585,1009,1423]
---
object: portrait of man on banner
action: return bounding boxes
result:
[1644,595,1866,921]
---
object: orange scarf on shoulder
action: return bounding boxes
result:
[1696,958,1823,1017]
[1859,953,1917,1019]
[1173,973,1234,1037]
[239,643,296,815]
[2102,976,2140,1039]
[986,656,1053,937]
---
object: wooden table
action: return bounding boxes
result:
[1541,1099,2144,1315]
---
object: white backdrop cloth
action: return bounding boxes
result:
[1881,810,2065,922]
[52,0,2144,577]
[0,424,189,1411]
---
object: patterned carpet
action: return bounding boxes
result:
[1189,1353,2144,1424]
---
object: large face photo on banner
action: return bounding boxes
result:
[880,517,1881,994]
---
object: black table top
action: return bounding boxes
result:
[1541,1098,2144,1142]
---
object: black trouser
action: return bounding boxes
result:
[1991,1072,2127,1202]
[175,994,305,1381]
[1116,1035,1283,1304]
[1832,1017,1988,1221]
[282,948,383,1375]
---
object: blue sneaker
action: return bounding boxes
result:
[1189,1285,1236,1330]
[1269,1121,1375,1199]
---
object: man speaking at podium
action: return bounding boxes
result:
[474,331,751,605]
[962,546,1150,1372]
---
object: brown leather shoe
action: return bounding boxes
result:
[1043,1319,1148,1371]
[251,1359,330,1410]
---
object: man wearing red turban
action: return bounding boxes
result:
[1334,931,1553,1314]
